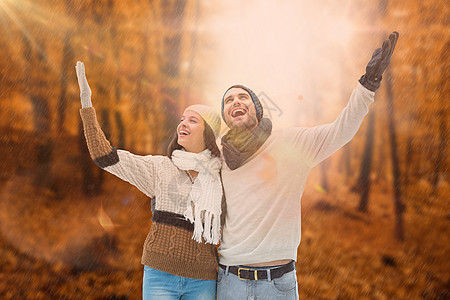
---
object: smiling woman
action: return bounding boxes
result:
[177,110,206,154]
[167,104,221,159]
[76,61,224,300]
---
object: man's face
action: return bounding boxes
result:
[223,88,258,131]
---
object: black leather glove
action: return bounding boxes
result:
[359,31,399,92]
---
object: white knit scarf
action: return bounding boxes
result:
[171,149,222,244]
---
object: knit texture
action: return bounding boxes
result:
[80,108,114,160]
[171,149,222,244]
[80,107,220,280]
[141,222,218,280]
[221,117,273,170]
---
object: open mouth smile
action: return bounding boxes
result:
[231,107,247,118]
[178,129,190,136]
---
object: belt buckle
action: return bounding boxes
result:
[237,268,258,280]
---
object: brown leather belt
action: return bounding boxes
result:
[219,261,295,281]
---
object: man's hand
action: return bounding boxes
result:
[75,61,93,108]
[359,31,399,92]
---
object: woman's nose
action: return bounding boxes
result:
[181,121,190,129]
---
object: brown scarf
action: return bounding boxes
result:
[221,118,273,170]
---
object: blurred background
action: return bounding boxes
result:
[0,0,448,299]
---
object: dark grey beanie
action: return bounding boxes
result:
[221,85,263,124]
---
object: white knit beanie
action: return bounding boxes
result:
[183,105,221,138]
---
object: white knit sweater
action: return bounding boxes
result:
[218,83,375,265]
[104,152,193,215]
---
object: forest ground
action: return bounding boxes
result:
[0,160,448,299]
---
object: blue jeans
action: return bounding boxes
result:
[142,266,216,300]
[217,264,299,300]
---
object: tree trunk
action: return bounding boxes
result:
[357,108,376,212]
[115,111,126,149]
[405,136,413,185]
[385,68,405,241]
[22,34,54,190]
[432,42,449,193]
[30,95,53,188]
[405,64,418,185]
[58,32,74,131]
[339,143,352,180]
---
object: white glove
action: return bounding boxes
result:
[75,61,93,108]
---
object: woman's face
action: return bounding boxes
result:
[177,110,206,153]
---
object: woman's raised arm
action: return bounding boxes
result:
[75,61,157,198]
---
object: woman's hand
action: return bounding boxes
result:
[75,61,93,108]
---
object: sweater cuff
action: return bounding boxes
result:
[79,107,115,161]
[356,82,376,103]
[93,146,119,168]
[79,107,98,124]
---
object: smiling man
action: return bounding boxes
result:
[223,88,259,130]
[217,32,399,300]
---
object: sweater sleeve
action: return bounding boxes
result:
[286,82,375,167]
[80,107,156,198]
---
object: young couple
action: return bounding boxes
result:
[76,32,398,300]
